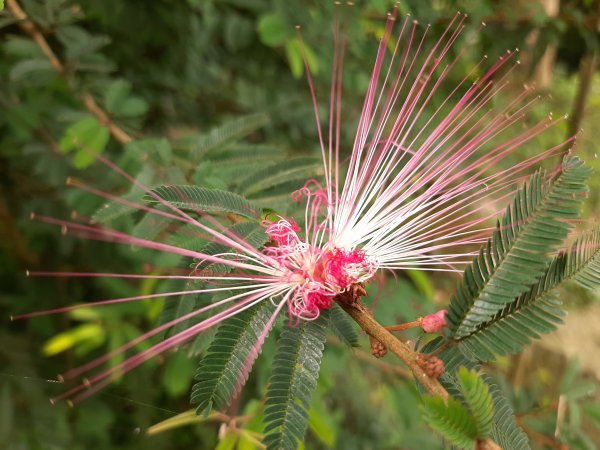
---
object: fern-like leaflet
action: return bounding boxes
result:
[448,156,591,340]
[263,312,329,450]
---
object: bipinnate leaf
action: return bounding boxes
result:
[146,185,260,219]
[433,348,530,449]
[132,213,170,243]
[328,304,359,347]
[485,375,530,450]
[238,157,323,196]
[190,113,270,159]
[453,254,566,361]
[92,165,156,223]
[453,226,600,362]
[567,226,600,290]
[191,301,277,414]
[422,345,529,449]
[159,222,269,336]
[263,312,329,450]
[421,395,479,449]
[448,156,591,339]
[458,368,494,437]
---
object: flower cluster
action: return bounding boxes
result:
[264,183,377,319]
[20,8,573,404]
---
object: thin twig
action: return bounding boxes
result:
[6,0,133,144]
[567,0,600,138]
[353,347,412,379]
[327,335,412,379]
[385,319,422,332]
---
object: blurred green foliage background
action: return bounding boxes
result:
[1,0,600,449]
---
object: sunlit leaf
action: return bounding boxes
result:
[42,323,106,356]
[59,115,110,168]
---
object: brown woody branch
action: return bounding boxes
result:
[335,297,502,450]
[335,297,449,400]
[6,0,133,145]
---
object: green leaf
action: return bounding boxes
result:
[191,300,277,414]
[9,59,54,81]
[59,115,110,168]
[308,402,336,447]
[263,312,329,450]
[126,138,172,164]
[162,351,195,398]
[91,165,155,223]
[188,113,270,159]
[4,103,40,140]
[448,156,591,339]
[567,227,600,290]
[431,346,531,449]
[458,368,494,438]
[42,323,105,356]
[426,342,530,450]
[117,97,148,118]
[105,79,131,113]
[421,395,479,449]
[216,433,238,450]
[454,226,600,362]
[485,375,531,450]
[159,221,269,341]
[132,213,170,244]
[422,368,496,448]
[238,157,322,196]
[285,38,319,79]
[146,185,260,219]
[3,37,44,58]
[257,13,288,47]
[105,79,148,118]
[328,304,359,347]
[454,254,566,361]
[55,25,110,61]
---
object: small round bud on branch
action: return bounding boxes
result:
[421,310,447,333]
[369,335,388,358]
[416,354,445,379]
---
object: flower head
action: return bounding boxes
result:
[20,7,572,404]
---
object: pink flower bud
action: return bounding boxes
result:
[421,310,447,333]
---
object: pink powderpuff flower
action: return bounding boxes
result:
[18,7,574,404]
